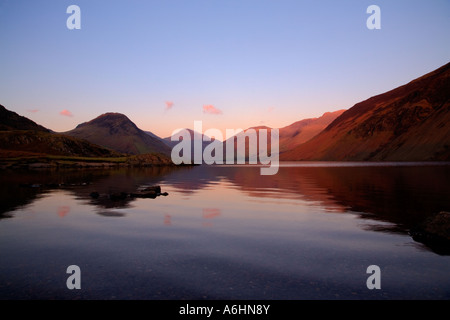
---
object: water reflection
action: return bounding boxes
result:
[202,208,221,227]
[161,163,450,253]
[162,164,450,229]
[57,206,70,218]
[0,166,184,216]
[1,163,449,254]
[96,210,126,218]
[164,213,172,226]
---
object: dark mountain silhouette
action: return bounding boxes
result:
[0,105,122,158]
[65,113,171,156]
[282,62,450,161]
[0,105,49,132]
[0,130,124,158]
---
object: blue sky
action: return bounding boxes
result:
[1,0,449,138]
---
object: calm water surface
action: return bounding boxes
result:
[0,162,449,300]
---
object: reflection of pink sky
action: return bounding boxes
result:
[202,208,221,219]
[57,206,70,217]
[162,168,347,215]
[164,214,172,226]
[202,208,221,227]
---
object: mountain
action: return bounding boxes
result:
[0,105,49,132]
[282,62,450,161]
[0,105,122,158]
[65,113,171,156]
[219,111,344,162]
[0,130,123,158]
[163,129,211,147]
[278,110,346,152]
[145,130,165,142]
[163,129,212,161]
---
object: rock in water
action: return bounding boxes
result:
[143,186,161,193]
[410,211,450,249]
[421,211,450,240]
[130,190,157,199]
[109,192,128,200]
[90,191,100,199]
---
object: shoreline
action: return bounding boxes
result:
[0,154,188,170]
[2,156,450,170]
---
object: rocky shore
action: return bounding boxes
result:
[409,211,450,253]
[0,152,177,170]
[90,186,169,200]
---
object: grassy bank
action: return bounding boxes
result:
[0,150,175,169]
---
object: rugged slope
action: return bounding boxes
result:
[282,62,450,161]
[278,110,346,152]
[219,110,344,162]
[0,105,122,158]
[0,130,123,157]
[0,105,49,132]
[65,113,171,156]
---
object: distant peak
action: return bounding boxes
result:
[321,109,346,117]
[96,112,129,119]
[248,125,272,130]
[89,112,133,124]
[71,112,140,132]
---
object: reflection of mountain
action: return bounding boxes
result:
[282,62,450,161]
[0,169,103,218]
[223,165,450,228]
[156,165,222,194]
[2,164,449,253]
[160,164,450,253]
[157,164,450,230]
[74,167,187,211]
[0,167,190,218]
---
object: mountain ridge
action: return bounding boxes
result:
[65,113,171,156]
[282,62,450,161]
[2,62,449,163]
[0,106,123,158]
[0,105,50,132]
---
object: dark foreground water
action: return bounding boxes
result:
[0,162,449,300]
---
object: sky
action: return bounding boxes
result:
[1,0,449,138]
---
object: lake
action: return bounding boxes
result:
[0,162,449,300]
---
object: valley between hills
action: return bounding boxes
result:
[1,62,449,169]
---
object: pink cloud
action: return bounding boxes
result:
[60,109,73,117]
[203,105,222,115]
[267,106,275,113]
[27,109,39,113]
[165,101,174,110]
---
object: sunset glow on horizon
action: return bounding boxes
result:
[1,0,449,138]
